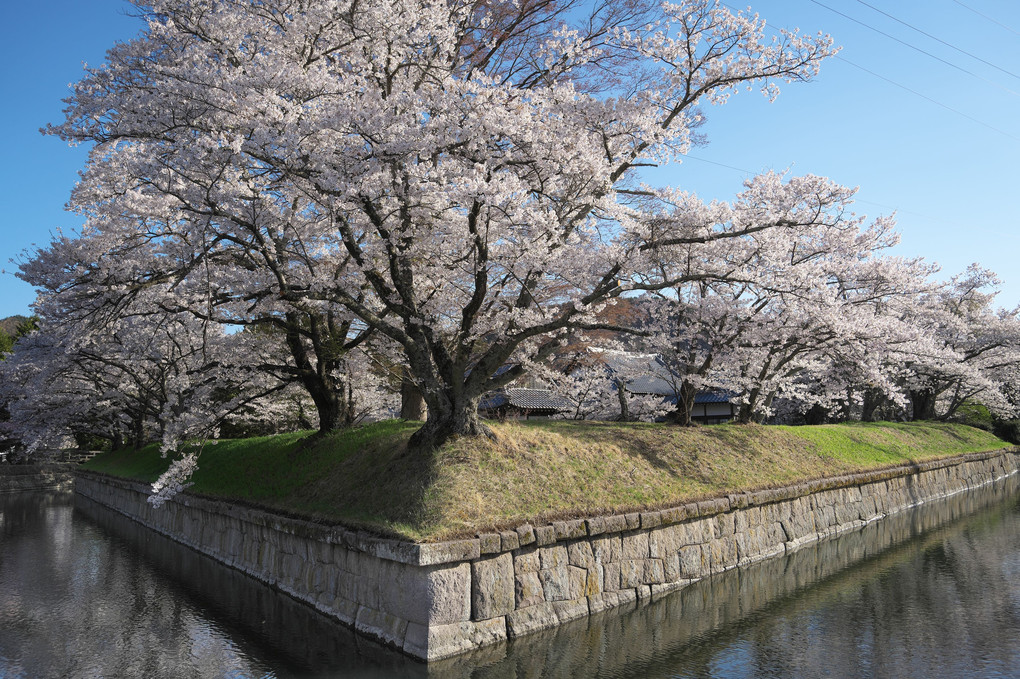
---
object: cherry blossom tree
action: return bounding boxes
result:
[0,303,284,455]
[899,266,1020,421]
[643,173,935,423]
[49,0,835,449]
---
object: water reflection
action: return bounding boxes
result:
[0,473,1017,678]
[440,473,1020,679]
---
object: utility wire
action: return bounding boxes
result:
[681,156,940,221]
[682,155,754,175]
[952,1,1020,37]
[837,56,1020,142]
[855,0,1020,81]
[721,1,1020,142]
[808,0,1019,97]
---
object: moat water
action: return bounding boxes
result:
[1,474,1018,678]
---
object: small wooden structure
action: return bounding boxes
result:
[479,388,573,420]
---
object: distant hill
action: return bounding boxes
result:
[0,315,29,338]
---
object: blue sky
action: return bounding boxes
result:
[1,0,1018,320]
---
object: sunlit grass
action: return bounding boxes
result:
[82,419,1011,541]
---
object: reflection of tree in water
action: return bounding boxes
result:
[1,493,279,678]
[3,480,1017,678]
[73,495,423,679]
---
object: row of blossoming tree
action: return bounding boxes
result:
[2,0,1019,485]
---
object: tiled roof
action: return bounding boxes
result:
[694,390,735,404]
[626,373,675,396]
[480,388,573,412]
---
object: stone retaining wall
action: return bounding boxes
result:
[74,447,1020,662]
[1,464,76,493]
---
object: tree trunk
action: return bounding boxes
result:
[672,380,698,426]
[861,387,882,422]
[305,378,345,433]
[909,388,937,421]
[736,387,761,423]
[408,391,488,451]
[400,376,426,420]
[282,313,355,436]
[615,379,631,422]
[129,412,146,450]
[804,403,828,425]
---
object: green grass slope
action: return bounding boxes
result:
[82,420,1011,542]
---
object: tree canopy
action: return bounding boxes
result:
[2,1,1018,493]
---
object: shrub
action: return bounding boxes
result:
[993,419,1020,445]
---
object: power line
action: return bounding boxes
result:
[680,156,942,221]
[951,0,1020,37]
[682,155,754,175]
[718,2,1020,141]
[807,0,1019,97]
[837,56,1020,142]
[855,0,1020,81]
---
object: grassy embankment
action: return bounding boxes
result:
[82,420,1012,542]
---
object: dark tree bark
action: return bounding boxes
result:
[408,390,488,450]
[614,378,631,421]
[861,386,883,422]
[804,403,828,425]
[400,375,426,420]
[909,388,937,421]
[671,380,699,426]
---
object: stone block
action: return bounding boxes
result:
[644,558,665,585]
[715,512,736,537]
[553,519,587,541]
[695,499,718,518]
[514,548,541,573]
[603,514,628,534]
[708,537,737,572]
[833,500,860,526]
[539,544,568,570]
[567,541,595,569]
[514,571,545,608]
[506,601,560,638]
[478,533,501,555]
[619,559,645,589]
[621,531,649,560]
[534,525,556,546]
[727,493,749,509]
[662,553,682,582]
[377,561,471,625]
[585,516,607,536]
[471,553,515,621]
[640,511,662,529]
[650,580,688,599]
[330,596,360,626]
[499,530,520,552]
[539,566,570,601]
[592,534,621,564]
[516,523,536,546]
[587,591,622,615]
[403,618,508,662]
[552,599,589,624]
[767,521,788,545]
[678,544,705,578]
[416,539,480,566]
[659,505,687,526]
[649,525,680,559]
[566,564,600,600]
[685,518,713,545]
[624,512,641,530]
[355,606,409,649]
[603,562,622,591]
